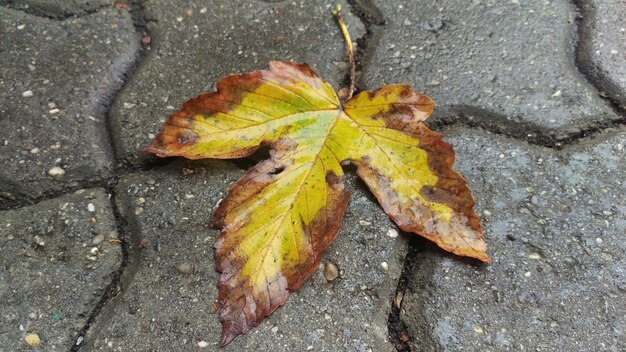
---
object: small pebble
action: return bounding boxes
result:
[30,148,39,154]
[87,203,95,212]
[380,261,388,270]
[136,197,145,206]
[49,108,60,114]
[271,326,279,333]
[197,341,209,348]
[91,234,105,245]
[22,90,33,97]
[386,229,398,238]
[176,262,194,274]
[482,210,492,217]
[135,207,144,215]
[48,166,65,177]
[358,220,372,226]
[524,271,531,278]
[24,333,40,346]
[34,235,45,246]
[323,262,339,282]
[528,253,541,260]
[324,313,331,320]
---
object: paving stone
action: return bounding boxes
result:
[108,0,364,163]
[0,8,140,202]
[362,0,619,138]
[84,160,406,351]
[576,0,626,107]
[0,188,122,350]
[1,0,113,18]
[401,127,625,351]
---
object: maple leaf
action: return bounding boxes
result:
[143,5,489,346]
[144,60,490,345]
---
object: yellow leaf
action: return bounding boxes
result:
[144,61,490,346]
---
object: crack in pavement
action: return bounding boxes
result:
[343,0,626,350]
[346,0,625,151]
[428,105,626,150]
[1,1,624,350]
[0,2,113,21]
[0,157,174,212]
[571,0,626,116]
[105,0,153,163]
[69,185,130,351]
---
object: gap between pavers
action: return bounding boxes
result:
[81,160,407,351]
[0,7,141,203]
[360,0,621,140]
[401,126,625,351]
[0,188,122,350]
[107,0,365,165]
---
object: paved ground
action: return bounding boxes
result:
[0,0,624,351]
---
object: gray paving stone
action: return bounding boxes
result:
[84,160,406,351]
[401,127,625,351]
[362,0,620,138]
[577,0,626,107]
[0,188,122,350]
[0,8,140,202]
[1,0,113,18]
[108,0,364,163]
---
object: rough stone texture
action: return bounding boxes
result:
[0,0,113,18]
[363,0,619,138]
[1,0,625,350]
[402,127,625,351]
[84,160,406,351]
[108,0,364,163]
[576,0,626,108]
[0,7,140,202]
[0,188,122,350]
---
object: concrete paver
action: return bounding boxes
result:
[401,127,625,351]
[1,0,113,18]
[362,0,620,138]
[0,188,122,350]
[108,0,364,163]
[0,7,140,202]
[576,0,626,107]
[0,0,625,350]
[84,160,406,351]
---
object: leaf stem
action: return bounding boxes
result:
[332,4,356,102]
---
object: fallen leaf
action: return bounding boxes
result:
[145,61,490,345]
